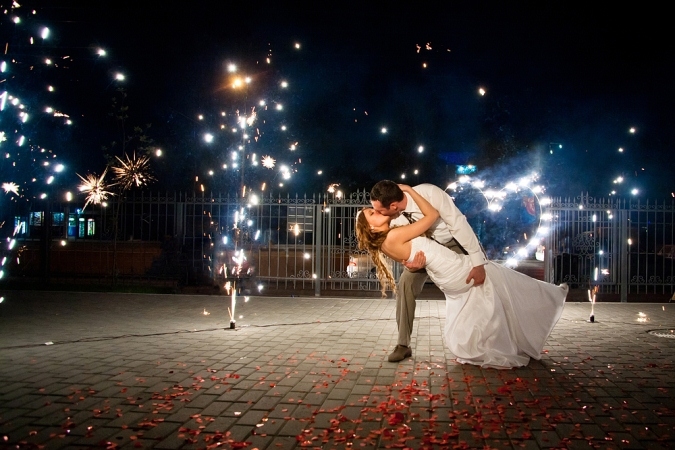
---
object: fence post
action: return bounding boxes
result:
[314,203,323,297]
[619,209,628,302]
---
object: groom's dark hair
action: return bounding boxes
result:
[370,180,404,207]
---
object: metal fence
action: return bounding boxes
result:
[7,191,675,300]
[546,193,675,301]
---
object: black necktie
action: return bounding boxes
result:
[402,212,416,224]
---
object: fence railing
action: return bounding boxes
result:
[5,191,675,300]
[546,193,675,301]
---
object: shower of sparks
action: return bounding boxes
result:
[448,173,550,263]
[77,168,114,210]
[2,182,19,196]
[588,285,598,319]
[111,153,156,190]
[261,155,276,169]
[0,7,128,205]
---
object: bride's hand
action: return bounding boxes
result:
[398,184,412,193]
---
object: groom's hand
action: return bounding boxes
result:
[466,265,486,286]
[403,251,426,272]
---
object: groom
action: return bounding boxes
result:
[369,180,487,362]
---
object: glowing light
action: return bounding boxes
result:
[381,127,388,134]
[504,257,518,267]
[457,165,476,175]
[77,168,114,210]
[97,48,106,56]
[204,133,214,143]
[631,188,639,195]
[115,72,125,81]
[112,153,155,189]
[54,164,64,172]
[478,87,486,96]
[294,42,301,49]
[41,27,49,39]
[227,63,237,73]
[417,145,424,153]
[618,147,624,153]
[280,81,288,88]
[2,182,19,196]
[629,127,636,134]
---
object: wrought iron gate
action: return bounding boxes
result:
[546,194,675,301]
[7,191,674,300]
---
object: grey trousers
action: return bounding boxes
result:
[396,238,466,347]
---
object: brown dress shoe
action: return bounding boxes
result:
[388,345,412,362]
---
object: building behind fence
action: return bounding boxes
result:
[3,190,674,300]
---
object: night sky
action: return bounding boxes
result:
[3,1,674,200]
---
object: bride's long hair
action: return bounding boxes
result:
[355,208,397,297]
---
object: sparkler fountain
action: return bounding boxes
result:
[0,5,125,290]
[204,59,297,329]
[448,173,551,265]
[588,284,598,322]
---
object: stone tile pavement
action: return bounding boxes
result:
[0,290,674,449]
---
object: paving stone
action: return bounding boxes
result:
[2,293,675,449]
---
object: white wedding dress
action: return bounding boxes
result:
[407,236,568,368]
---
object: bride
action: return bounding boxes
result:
[356,184,568,368]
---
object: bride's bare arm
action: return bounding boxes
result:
[387,184,439,245]
[399,184,439,227]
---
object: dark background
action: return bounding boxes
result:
[2,1,673,198]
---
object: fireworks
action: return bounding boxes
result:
[448,173,549,263]
[261,155,276,169]
[0,5,124,206]
[111,153,156,190]
[588,285,598,322]
[2,182,19,196]
[77,168,114,211]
